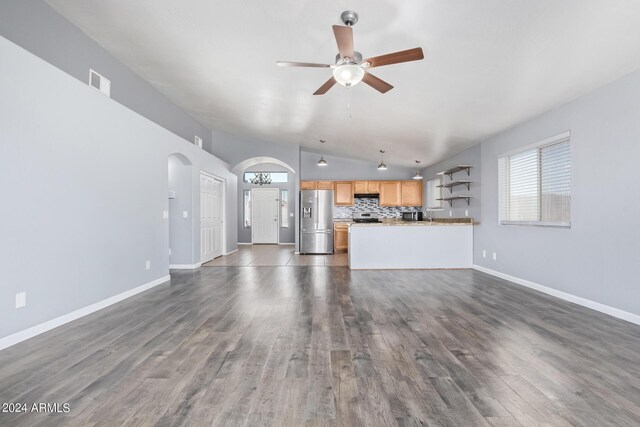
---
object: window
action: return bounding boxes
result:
[281,190,289,228]
[425,177,443,209]
[243,172,288,183]
[499,132,571,227]
[243,190,251,228]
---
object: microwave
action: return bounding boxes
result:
[402,211,423,221]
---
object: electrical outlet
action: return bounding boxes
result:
[482,250,486,258]
[182,211,188,218]
[163,210,169,219]
[168,248,172,256]
[492,252,497,261]
[146,260,151,270]
[465,209,469,217]
[16,292,26,308]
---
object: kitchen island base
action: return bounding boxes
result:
[348,223,473,270]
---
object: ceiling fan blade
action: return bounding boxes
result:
[313,77,337,95]
[362,72,394,93]
[364,47,424,68]
[332,25,354,58]
[277,61,332,68]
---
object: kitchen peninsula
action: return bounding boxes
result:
[348,219,473,269]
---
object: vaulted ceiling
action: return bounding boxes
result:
[47,0,640,167]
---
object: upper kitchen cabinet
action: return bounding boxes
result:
[401,180,423,206]
[354,180,381,194]
[301,181,334,190]
[301,181,317,190]
[354,181,368,193]
[379,181,402,206]
[334,181,354,206]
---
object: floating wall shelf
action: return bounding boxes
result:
[437,180,471,193]
[437,195,472,207]
[439,165,472,179]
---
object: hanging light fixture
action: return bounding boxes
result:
[413,160,423,180]
[250,171,272,186]
[377,150,388,170]
[317,140,328,167]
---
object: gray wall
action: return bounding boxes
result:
[168,155,194,265]
[0,35,237,340]
[0,0,213,151]
[301,151,415,181]
[238,164,296,244]
[469,71,640,317]
[421,145,481,220]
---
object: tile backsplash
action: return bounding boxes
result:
[334,197,421,219]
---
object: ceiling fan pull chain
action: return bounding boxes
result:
[347,85,352,119]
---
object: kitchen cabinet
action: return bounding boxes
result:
[334,223,349,253]
[317,181,334,190]
[354,181,368,193]
[334,181,354,206]
[367,181,380,194]
[301,181,317,190]
[379,181,402,206]
[354,180,381,194]
[301,181,334,190]
[401,180,423,206]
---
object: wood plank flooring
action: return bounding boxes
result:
[1,258,639,425]
[203,245,348,267]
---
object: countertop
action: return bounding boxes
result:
[334,218,474,227]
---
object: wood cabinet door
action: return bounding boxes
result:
[334,181,354,206]
[354,181,368,193]
[401,180,423,206]
[379,181,402,206]
[367,181,380,194]
[334,227,349,252]
[317,181,334,190]
[301,181,317,190]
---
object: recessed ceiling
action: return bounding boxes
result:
[47,0,640,167]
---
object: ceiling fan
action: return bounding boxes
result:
[277,11,424,95]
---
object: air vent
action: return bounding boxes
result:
[194,135,203,148]
[89,69,110,97]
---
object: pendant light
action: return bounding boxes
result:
[377,150,387,170]
[413,160,423,180]
[317,140,328,166]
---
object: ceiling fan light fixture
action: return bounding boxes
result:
[333,63,365,87]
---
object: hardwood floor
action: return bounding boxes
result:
[1,262,639,426]
[203,244,349,267]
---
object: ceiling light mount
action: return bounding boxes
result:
[378,150,388,171]
[413,160,423,180]
[340,10,359,27]
[318,140,328,166]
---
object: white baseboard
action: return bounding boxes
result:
[169,263,201,269]
[237,243,252,246]
[278,242,295,245]
[0,275,171,351]
[224,249,238,255]
[473,265,640,326]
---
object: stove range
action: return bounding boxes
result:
[352,212,383,223]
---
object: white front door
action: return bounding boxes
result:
[252,188,279,244]
[200,173,223,262]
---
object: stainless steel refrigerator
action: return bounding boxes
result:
[300,190,334,254]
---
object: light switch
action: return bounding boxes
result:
[492,252,497,261]
[146,260,151,270]
[16,292,26,308]
[289,213,294,217]
[163,210,169,219]
[482,250,486,258]
[182,211,188,218]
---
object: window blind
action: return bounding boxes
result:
[426,177,442,209]
[499,133,571,226]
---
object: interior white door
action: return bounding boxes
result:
[252,188,279,244]
[200,173,223,262]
